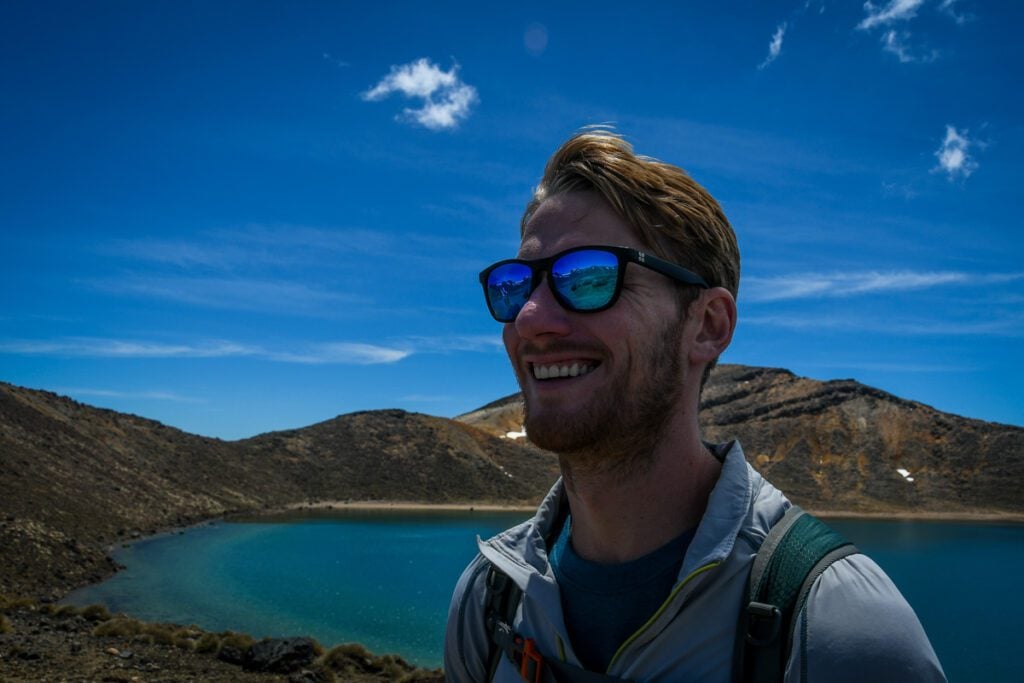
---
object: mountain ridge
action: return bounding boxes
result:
[2,363,1021,603]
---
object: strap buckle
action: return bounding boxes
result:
[746,601,782,647]
[518,637,544,683]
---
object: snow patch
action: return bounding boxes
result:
[896,468,915,482]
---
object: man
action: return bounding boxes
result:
[445,129,945,682]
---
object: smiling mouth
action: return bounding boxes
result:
[531,361,599,380]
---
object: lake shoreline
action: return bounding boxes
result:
[241,500,1024,524]
[808,509,1024,523]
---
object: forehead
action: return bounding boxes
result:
[519,191,640,259]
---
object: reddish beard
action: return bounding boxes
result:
[521,311,687,478]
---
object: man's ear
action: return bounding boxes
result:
[688,287,737,366]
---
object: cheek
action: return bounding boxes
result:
[502,323,519,360]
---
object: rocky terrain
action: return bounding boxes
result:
[458,364,1024,517]
[1,382,553,681]
[1,365,1021,680]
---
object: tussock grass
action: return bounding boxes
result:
[41,603,80,618]
[319,642,410,678]
[80,604,113,622]
[194,632,221,653]
[93,616,141,638]
[217,630,256,652]
[0,594,36,611]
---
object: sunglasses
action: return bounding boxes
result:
[479,245,710,323]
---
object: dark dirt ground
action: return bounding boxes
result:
[0,603,443,683]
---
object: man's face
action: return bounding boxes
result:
[503,191,692,471]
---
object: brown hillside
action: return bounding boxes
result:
[0,384,555,601]
[238,409,557,504]
[456,364,1024,516]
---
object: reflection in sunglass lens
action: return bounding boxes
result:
[486,262,532,322]
[552,249,620,311]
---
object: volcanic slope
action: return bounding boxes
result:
[456,364,1024,516]
[0,383,555,600]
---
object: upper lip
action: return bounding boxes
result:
[524,355,600,365]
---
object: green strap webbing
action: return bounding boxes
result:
[739,505,858,683]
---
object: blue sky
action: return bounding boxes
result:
[1,0,1021,439]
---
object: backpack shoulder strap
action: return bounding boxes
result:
[736,505,859,683]
[485,562,524,681]
[483,562,632,683]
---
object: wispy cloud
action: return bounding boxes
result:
[403,334,505,354]
[0,337,412,365]
[56,387,207,403]
[0,334,509,364]
[101,226,396,270]
[857,0,925,30]
[933,125,979,180]
[938,0,972,24]
[400,394,454,403]
[856,1,967,62]
[744,270,1022,302]
[799,361,976,373]
[322,52,350,68]
[0,338,256,358]
[744,313,1024,337]
[881,29,938,63]
[269,342,411,364]
[85,275,366,315]
[758,23,788,70]
[362,58,478,131]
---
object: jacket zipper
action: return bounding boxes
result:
[605,561,722,672]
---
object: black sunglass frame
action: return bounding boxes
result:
[478,245,710,323]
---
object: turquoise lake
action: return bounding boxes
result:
[66,511,1023,681]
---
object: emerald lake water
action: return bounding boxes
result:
[66,511,1023,681]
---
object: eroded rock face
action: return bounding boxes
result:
[456,364,1024,516]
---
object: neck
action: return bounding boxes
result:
[558,426,721,564]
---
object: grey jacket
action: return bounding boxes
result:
[444,441,946,682]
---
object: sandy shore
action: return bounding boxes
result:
[278,500,538,513]
[808,509,1024,523]
[244,500,1024,523]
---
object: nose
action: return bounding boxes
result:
[510,274,572,340]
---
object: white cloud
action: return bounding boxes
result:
[857,0,925,30]
[758,23,788,70]
[745,314,1024,337]
[744,270,1021,302]
[881,29,938,63]
[362,58,478,131]
[933,125,979,180]
[86,275,366,315]
[269,342,411,365]
[56,388,207,403]
[0,338,256,358]
[0,337,411,365]
[939,0,971,24]
[402,334,505,354]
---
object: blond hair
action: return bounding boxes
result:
[522,128,740,301]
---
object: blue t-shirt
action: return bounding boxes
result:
[549,516,696,672]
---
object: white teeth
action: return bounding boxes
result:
[532,362,595,380]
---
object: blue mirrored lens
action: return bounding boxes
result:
[551,250,619,310]
[486,262,532,321]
